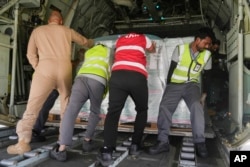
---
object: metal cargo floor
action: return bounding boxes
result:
[0,127,227,167]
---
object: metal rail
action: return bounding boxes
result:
[178,137,197,167]
[0,131,103,167]
[88,138,132,167]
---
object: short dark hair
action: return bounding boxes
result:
[195,27,215,42]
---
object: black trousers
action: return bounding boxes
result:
[103,70,148,148]
[33,89,59,134]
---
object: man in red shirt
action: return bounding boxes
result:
[97,33,156,166]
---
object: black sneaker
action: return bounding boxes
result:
[31,130,46,143]
[49,144,67,162]
[195,142,208,158]
[148,141,170,155]
[96,147,114,166]
[82,140,97,152]
[129,144,141,156]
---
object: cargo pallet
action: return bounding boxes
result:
[46,114,159,134]
[45,114,215,137]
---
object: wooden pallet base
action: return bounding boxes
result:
[46,114,214,137]
[46,114,158,133]
[118,121,157,130]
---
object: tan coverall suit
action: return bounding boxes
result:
[17,22,93,143]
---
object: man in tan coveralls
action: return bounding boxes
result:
[7,10,94,155]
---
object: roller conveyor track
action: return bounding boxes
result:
[1,132,135,167]
[0,130,229,167]
[178,137,197,167]
[0,145,54,167]
[90,138,132,167]
[0,131,102,167]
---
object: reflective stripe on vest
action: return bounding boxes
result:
[116,45,146,55]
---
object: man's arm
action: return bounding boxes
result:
[167,61,177,84]
[200,69,212,107]
[70,29,94,48]
[26,31,39,69]
[167,46,179,84]
[147,41,156,53]
[202,69,212,94]
[144,35,156,53]
[200,56,212,107]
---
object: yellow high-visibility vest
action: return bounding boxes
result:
[171,44,211,83]
[77,44,110,81]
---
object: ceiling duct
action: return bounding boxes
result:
[0,0,8,7]
[19,0,40,8]
[112,0,133,7]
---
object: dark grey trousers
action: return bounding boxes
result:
[59,76,105,145]
[157,82,205,143]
